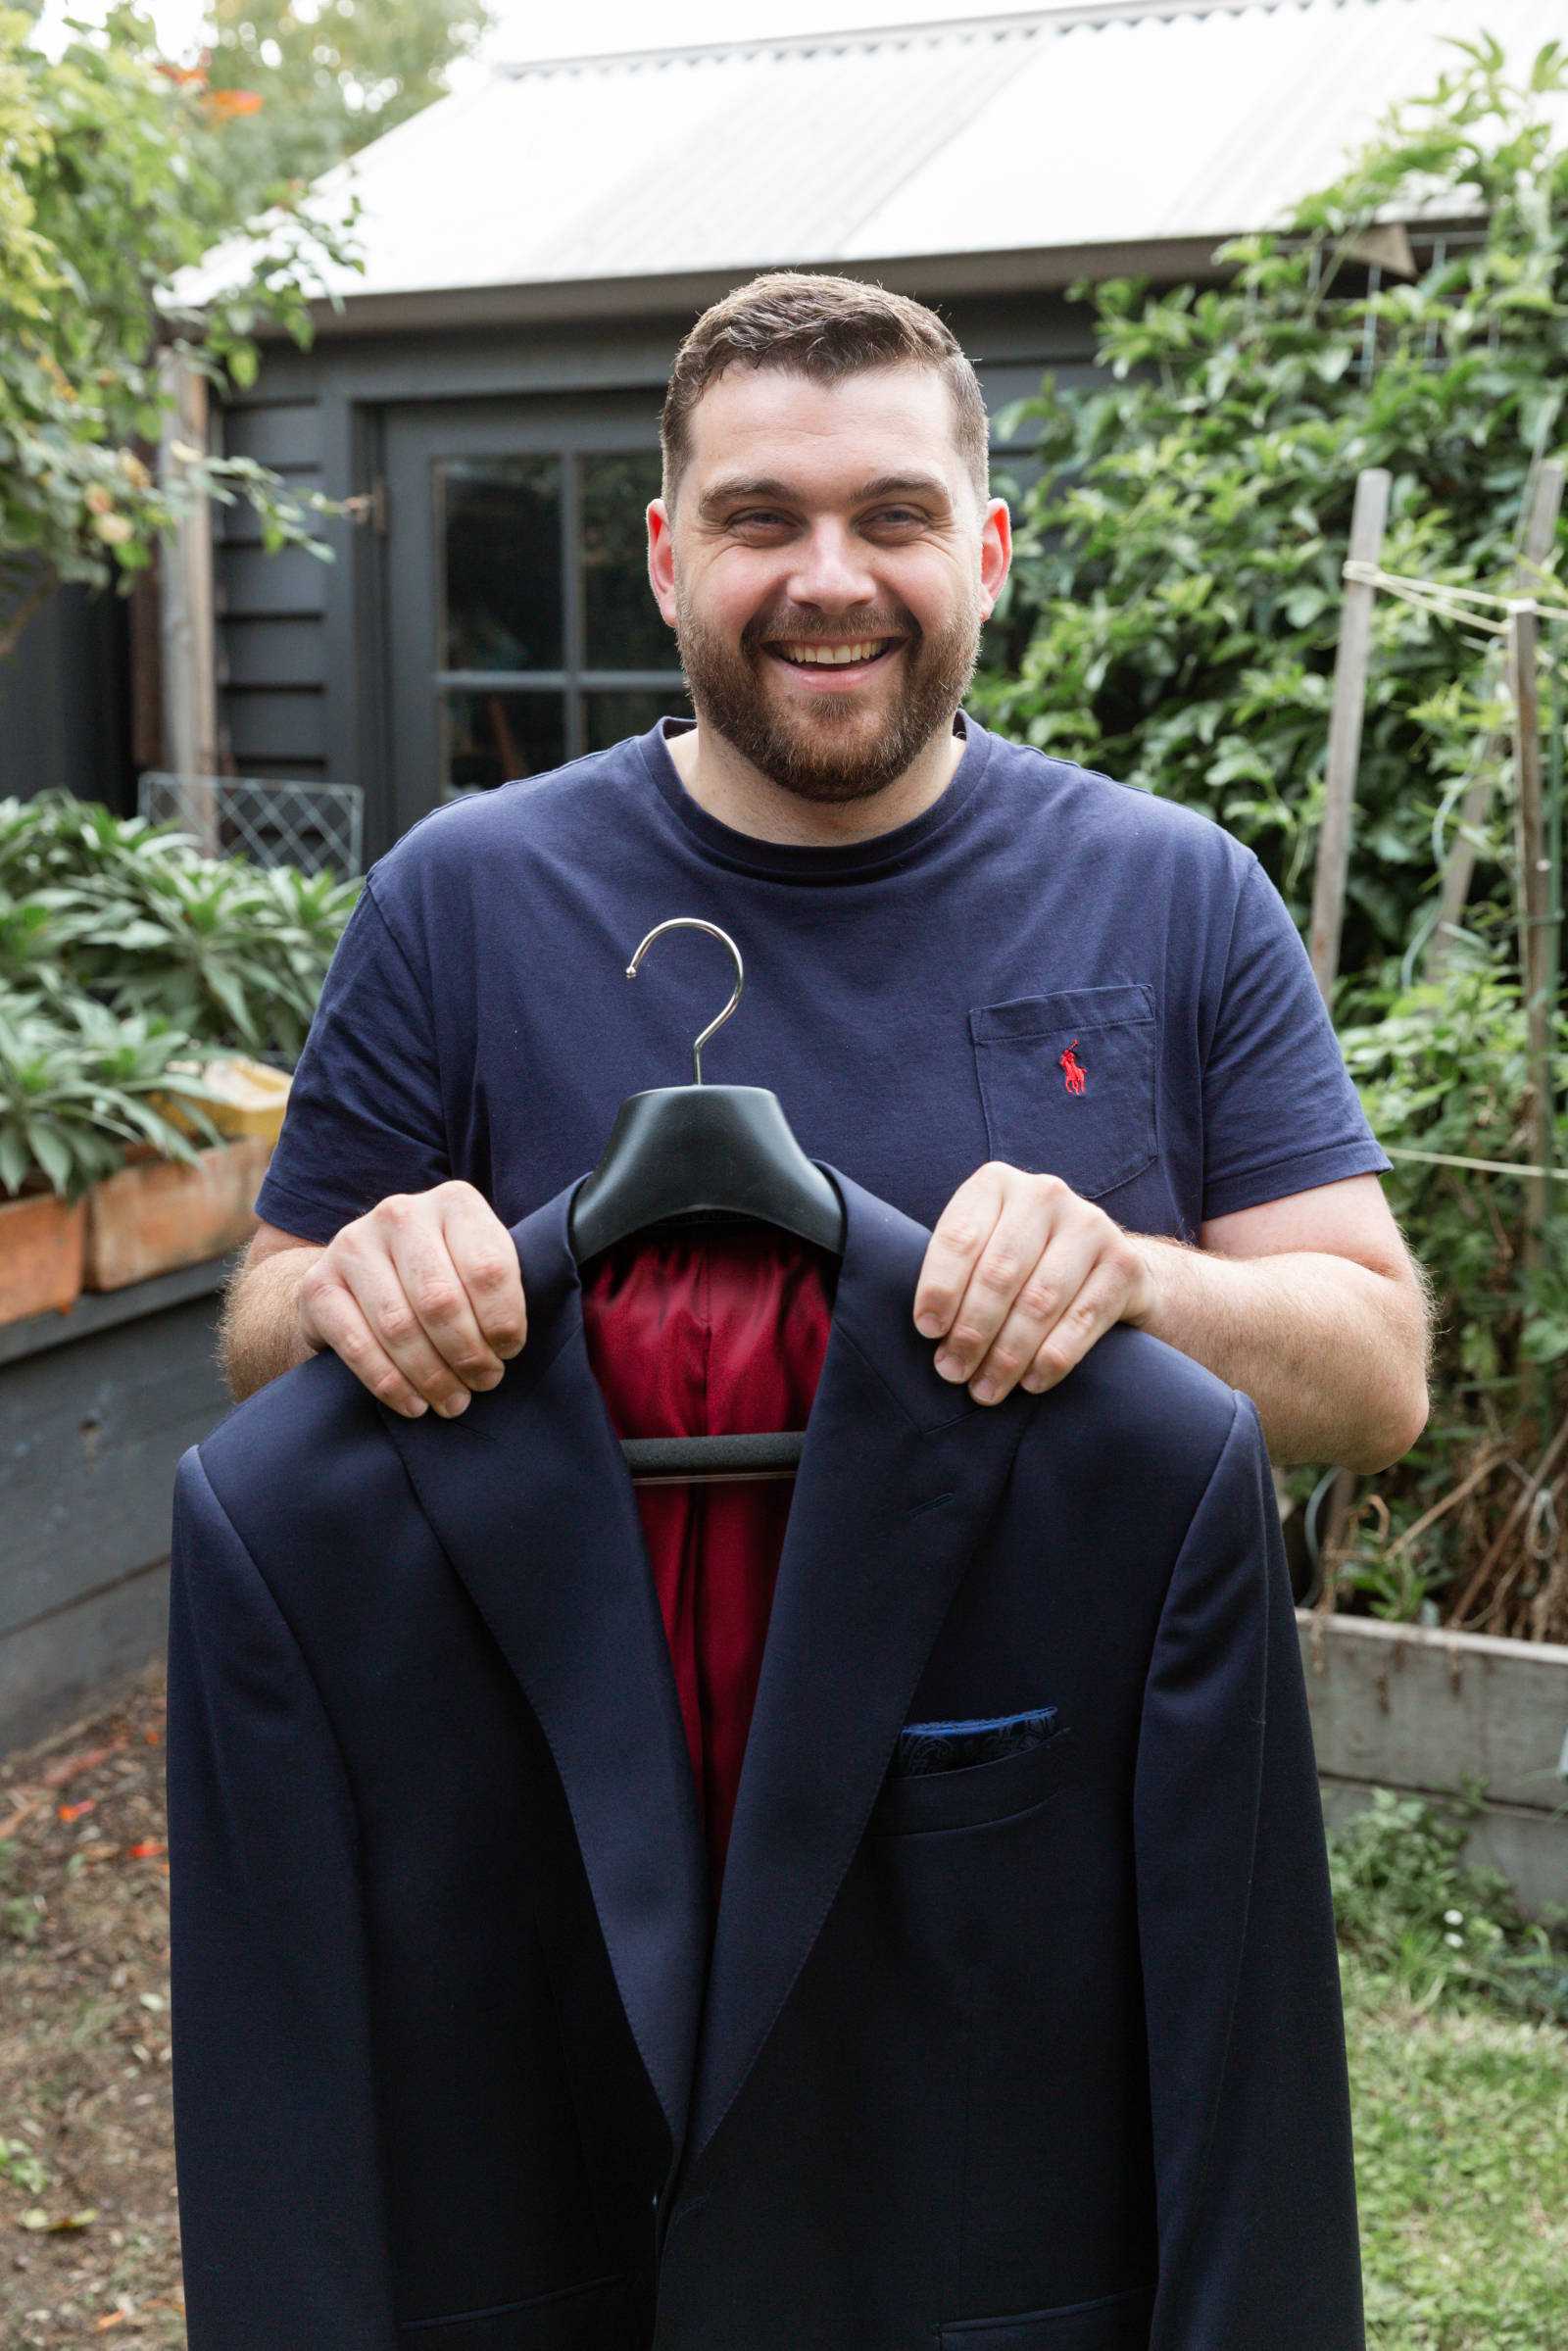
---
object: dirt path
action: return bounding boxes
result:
[0,1660,185,2348]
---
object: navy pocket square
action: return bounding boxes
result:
[893,1704,1059,1777]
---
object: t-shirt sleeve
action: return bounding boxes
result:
[253,872,451,1246]
[1200,851,1393,1223]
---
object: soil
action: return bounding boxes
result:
[0,1658,185,2348]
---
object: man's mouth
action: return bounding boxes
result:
[762,637,905,672]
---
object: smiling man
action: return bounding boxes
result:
[648,361,993,839]
[227,269,1431,1483]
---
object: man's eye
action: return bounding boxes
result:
[729,509,924,528]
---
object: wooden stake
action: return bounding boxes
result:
[1309,468,1390,1566]
[157,350,220,850]
[1426,460,1564,977]
[1505,598,1553,1274]
[1312,467,1391,1002]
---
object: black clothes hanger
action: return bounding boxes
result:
[568,917,845,1489]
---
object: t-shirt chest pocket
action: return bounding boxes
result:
[968,985,1157,1201]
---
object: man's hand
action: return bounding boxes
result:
[911,1162,1156,1404]
[297,1181,527,1419]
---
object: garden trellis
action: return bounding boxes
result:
[1311,461,1567,1571]
[1319,463,1566,1250]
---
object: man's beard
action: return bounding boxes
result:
[669,590,982,807]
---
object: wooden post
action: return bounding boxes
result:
[1504,598,1552,1277]
[1309,468,1390,1573]
[1426,460,1564,979]
[1311,467,1391,1003]
[157,349,220,853]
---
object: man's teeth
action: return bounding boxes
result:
[774,639,894,666]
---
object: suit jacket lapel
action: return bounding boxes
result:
[380,1160,1034,2182]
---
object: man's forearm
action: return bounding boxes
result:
[218,1249,321,1403]
[1125,1235,1428,1473]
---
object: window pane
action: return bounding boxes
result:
[584,687,692,755]
[581,451,670,670]
[442,690,565,794]
[440,458,562,671]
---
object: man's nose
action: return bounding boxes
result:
[783,523,878,609]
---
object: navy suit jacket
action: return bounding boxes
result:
[165,1159,1365,2351]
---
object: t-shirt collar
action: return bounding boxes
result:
[636,707,991,883]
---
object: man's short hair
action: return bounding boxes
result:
[661,269,991,521]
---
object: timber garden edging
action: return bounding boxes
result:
[1297,1607,1568,1922]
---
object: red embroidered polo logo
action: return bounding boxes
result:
[1059,1037,1086,1095]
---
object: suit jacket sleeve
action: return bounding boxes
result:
[166,1443,401,2351]
[1134,1390,1366,2350]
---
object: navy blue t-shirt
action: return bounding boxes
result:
[254,710,1392,1252]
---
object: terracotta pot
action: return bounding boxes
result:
[0,1184,88,1325]
[82,1134,274,1293]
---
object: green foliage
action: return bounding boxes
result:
[192,0,493,232]
[1342,1938,1568,2348]
[972,32,1568,975]
[0,790,360,1197]
[0,2,366,652]
[972,35,1568,1634]
[1342,964,1568,1362]
[0,2136,49,2195]
[1288,957,1568,1637]
[0,989,224,1200]
[1328,1784,1568,2024]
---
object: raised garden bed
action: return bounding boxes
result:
[0,1250,243,1754]
[1297,1607,1568,1922]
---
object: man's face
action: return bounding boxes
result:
[647,363,1010,806]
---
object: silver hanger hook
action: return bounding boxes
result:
[625,916,745,1086]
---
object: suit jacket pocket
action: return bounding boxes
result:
[868,1722,1079,1837]
[969,987,1156,1200]
[941,2279,1155,2347]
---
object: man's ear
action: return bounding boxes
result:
[647,498,677,627]
[979,497,1011,622]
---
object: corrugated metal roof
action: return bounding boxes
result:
[170,0,1567,315]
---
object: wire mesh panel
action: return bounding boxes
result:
[137,773,364,878]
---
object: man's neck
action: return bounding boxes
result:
[662,718,965,850]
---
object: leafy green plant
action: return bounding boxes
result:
[0,1,367,657]
[1341,964,1568,1369]
[0,790,361,1063]
[1282,959,1568,1637]
[77,853,360,1060]
[0,790,359,1204]
[1328,1536,1455,1627]
[973,33,1568,1638]
[1327,1784,1568,2025]
[0,789,202,895]
[0,991,226,1201]
[972,32,1568,978]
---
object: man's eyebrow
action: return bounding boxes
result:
[696,472,953,518]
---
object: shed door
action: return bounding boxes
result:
[383,396,692,841]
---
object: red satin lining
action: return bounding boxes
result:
[579,1228,836,1921]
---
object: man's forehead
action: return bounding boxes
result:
[685,364,961,503]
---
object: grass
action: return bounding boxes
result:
[1346,1948,1568,2348]
[1328,1786,1568,2347]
